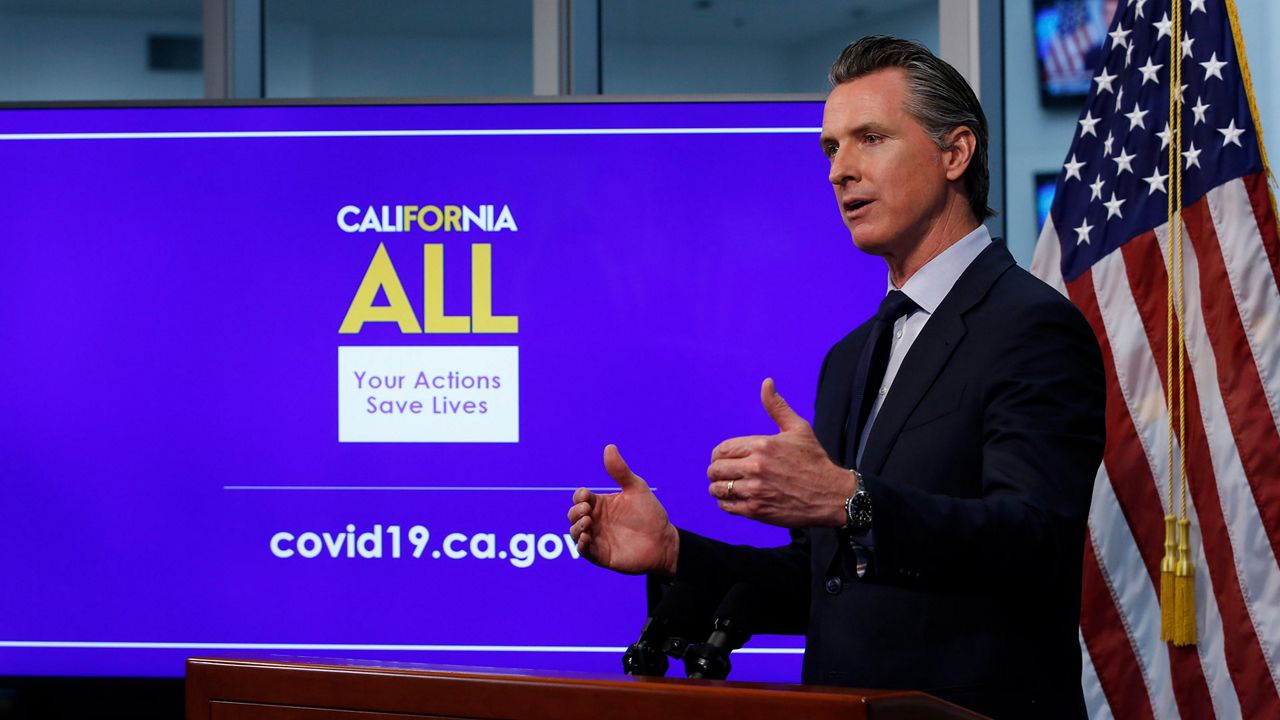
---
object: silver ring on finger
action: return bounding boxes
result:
[726,479,736,499]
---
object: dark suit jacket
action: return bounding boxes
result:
[674,241,1106,718]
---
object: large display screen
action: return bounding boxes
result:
[0,100,885,681]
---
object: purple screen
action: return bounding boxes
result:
[0,101,884,680]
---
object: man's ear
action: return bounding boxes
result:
[941,126,976,182]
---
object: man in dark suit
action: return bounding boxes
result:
[567,36,1105,719]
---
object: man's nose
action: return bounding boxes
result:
[828,146,859,186]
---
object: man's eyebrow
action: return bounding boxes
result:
[850,122,891,136]
[818,123,892,147]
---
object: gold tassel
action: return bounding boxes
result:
[1160,515,1177,641]
[1173,518,1197,646]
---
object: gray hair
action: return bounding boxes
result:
[829,36,995,221]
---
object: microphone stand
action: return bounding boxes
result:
[621,581,715,676]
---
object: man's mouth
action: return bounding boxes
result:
[844,199,872,215]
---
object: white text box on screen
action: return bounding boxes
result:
[338,346,518,443]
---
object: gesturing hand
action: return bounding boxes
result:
[567,444,680,576]
[707,378,857,528]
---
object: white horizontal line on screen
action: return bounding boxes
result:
[221,486,639,492]
[0,641,803,654]
[0,127,820,141]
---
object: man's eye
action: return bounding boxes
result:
[864,134,882,144]
[822,143,838,159]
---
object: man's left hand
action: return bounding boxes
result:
[707,378,857,528]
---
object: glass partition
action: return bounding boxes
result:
[264,0,533,98]
[0,0,202,101]
[600,0,939,95]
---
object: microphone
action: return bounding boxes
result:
[621,580,717,676]
[683,582,755,680]
[684,581,809,680]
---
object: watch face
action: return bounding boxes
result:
[851,490,873,528]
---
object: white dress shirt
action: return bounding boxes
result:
[855,225,992,467]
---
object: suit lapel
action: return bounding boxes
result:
[858,241,1016,475]
[814,326,868,466]
[858,314,965,474]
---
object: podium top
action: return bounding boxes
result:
[186,656,986,720]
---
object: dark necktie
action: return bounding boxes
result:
[845,290,919,466]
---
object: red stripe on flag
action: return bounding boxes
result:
[1081,537,1156,720]
[1068,266,1165,581]
[1182,197,1280,562]
[1119,232,1191,465]
[1067,270,1214,718]
[1119,232,1280,718]
[1243,171,1280,291]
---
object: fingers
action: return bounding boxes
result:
[710,435,767,461]
[571,486,596,506]
[603,444,648,491]
[707,477,756,500]
[761,377,810,433]
[707,457,754,482]
[567,499,593,524]
[569,514,592,541]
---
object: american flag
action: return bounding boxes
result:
[1031,0,1280,717]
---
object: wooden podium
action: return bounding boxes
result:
[186,657,985,720]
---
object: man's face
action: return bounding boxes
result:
[821,68,953,257]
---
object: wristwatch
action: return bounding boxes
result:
[844,470,873,531]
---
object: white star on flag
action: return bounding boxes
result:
[1192,97,1211,124]
[1157,121,1172,149]
[1115,87,1126,112]
[1103,132,1115,157]
[1200,52,1228,81]
[1143,167,1168,195]
[1154,12,1172,40]
[1190,0,1207,12]
[1064,154,1086,181]
[1182,32,1196,59]
[1183,141,1202,168]
[1089,174,1105,201]
[1132,0,1147,18]
[1080,111,1101,137]
[1113,148,1137,175]
[1094,68,1118,94]
[1074,218,1093,245]
[1104,191,1126,219]
[1110,25,1132,50]
[1139,57,1163,84]
[1218,119,1246,147]
[1125,104,1149,130]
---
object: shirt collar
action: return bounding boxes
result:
[888,225,992,314]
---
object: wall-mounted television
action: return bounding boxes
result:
[1033,0,1119,106]
[0,98,885,689]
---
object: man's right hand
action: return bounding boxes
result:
[567,444,679,577]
